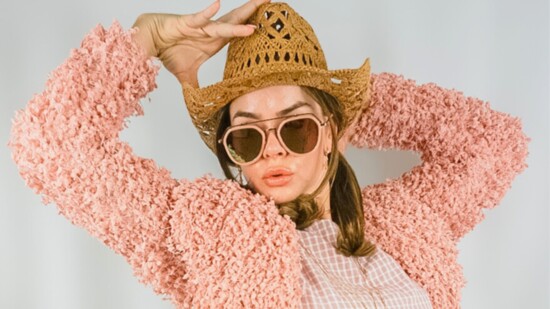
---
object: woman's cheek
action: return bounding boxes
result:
[243,167,260,190]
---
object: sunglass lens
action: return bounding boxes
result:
[226,128,263,163]
[280,118,319,154]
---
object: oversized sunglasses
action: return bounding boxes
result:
[219,113,329,166]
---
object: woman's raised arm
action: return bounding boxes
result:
[8,19,188,298]
[346,72,529,308]
[8,1,303,307]
[351,72,529,241]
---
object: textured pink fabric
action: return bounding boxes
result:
[8,23,529,308]
[8,23,300,308]
[349,73,530,308]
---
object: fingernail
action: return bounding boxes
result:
[246,24,257,29]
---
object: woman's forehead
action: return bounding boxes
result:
[229,85,322,118]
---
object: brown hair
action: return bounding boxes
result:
[215,87,375,257]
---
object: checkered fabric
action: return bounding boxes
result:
[298,220,433,308]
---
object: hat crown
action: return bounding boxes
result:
[223,2,327,80]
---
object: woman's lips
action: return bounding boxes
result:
[262,168,294,187]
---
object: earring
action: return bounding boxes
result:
[322,149,329,170]
[236,167,245,186]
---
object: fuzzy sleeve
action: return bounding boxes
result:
[8,22,185,300]
[8,22,303,308]
[167,176,301,307]
[351,72,529,241]
[349,72,529,308]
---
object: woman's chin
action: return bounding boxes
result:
[257,187,300,204]
[272,196,296,205]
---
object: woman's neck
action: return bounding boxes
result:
[315,182,332,219]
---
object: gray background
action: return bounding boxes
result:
[1,0,548,308]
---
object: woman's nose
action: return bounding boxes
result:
[262,129,287,159]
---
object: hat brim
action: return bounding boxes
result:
[182,58,371,153]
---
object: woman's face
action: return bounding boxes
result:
[229,85,332,204]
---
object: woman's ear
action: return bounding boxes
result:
[323,119,335,155]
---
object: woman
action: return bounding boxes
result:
[8,0,529,308]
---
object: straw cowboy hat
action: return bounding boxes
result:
[182,2,371,152]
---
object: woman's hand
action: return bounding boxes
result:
[132,0,269,86]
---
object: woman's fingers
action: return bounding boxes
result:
[181,0,268,39]
[218,0,270,24]
[201,23,256,38]
[145,0,267,84]
[185,0,221,28]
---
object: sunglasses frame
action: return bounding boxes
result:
[219,113,330,166]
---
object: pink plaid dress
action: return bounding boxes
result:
[299,220,432,308]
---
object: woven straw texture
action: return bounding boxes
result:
[182,2,371,152]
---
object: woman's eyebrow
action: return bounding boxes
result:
[232,101,312,121]
[232,110,259,121]
[277,101,312,116]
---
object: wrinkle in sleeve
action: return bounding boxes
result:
[8,22,186,303]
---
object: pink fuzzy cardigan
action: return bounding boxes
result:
[9,22,529,308]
